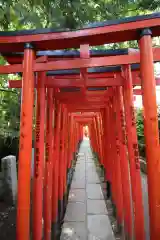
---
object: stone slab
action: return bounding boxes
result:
[64,202,86,221]
[75,164,85,171]
[86,172,100,184]
[86,163,96,171]
[71,180,86,189]
[72,173,86,182]
[60,222,87,240]
[87,200,108,215]
[68,189,86,203]
[78,153,85,157]
[86,184,104,200]
[88,215,115,240]
[76,158,85,162]
[86,159,94,163]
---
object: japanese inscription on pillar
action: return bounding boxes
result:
[35,102,40,178]
[120,110,126,145]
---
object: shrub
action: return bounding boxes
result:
[135,107,160,158]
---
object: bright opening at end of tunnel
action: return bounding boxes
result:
[83,125,89,140]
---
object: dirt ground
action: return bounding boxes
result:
[0,201,16,240]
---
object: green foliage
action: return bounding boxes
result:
[135,107,160,158]
[0,87,20,137]
[0,0,159,31]
[136,108,144,145]
[138,0,160,11]
[0,55,20,137]
[135,108,145,158]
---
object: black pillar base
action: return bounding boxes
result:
[67,168,72,195]
[116,220,122,234]
[112,202,117,218]
[63,192,68,215]
[100,164,105,177]
[58,199,64,225]
[51,221,60,240]
[95,152,99,159]
[106,181,111,199]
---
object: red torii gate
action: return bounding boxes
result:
[6,45,160,240]
[8,59,157,240]
[0,12,160,240]
[6,48,160,92]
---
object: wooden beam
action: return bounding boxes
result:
[34,54,140,72]
[9,76,123,88]
[0,15,160,51]
[1,49,160,74]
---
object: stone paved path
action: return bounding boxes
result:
[60,139,115,240]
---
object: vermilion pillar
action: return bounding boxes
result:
[72,120,75,154]
[52,102,61,239]
[122,65,145,239]
[58,105,65,223]
[98,113,104,166]
[104,106,112,183]
[17,43,35,240]
[66,113,72,194]
[33,72,46,240]
[109,94,122,213]
[95,117,100,160]
[44,88,54,240]
[67,114,71,169]
[107,97,116,202]
[101,110,106,170]
[108,97,117,204]
[100,110,106,172]
[102,106,112,200]
[94,117,100,158]
[115,87,133,239]
[112,91,124,225]
[139,29,160,239]
[63,108,68,211]
[68,114,73,169]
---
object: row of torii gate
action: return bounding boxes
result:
[1,12,160,240]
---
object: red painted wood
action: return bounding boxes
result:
[103,106,112,182]
[139,34,160,240]
[52,102,61,225]
[34,54,140,72]
[63,108,68,197]
[122,65,145,239]
[115,87,133,239]
[112,91,124,224]
[3,49,159,74]
[58,105,65,202]
[33,72,46,240]
[16,47,35,240]
[0,18,160,52]
[44,89,54,240]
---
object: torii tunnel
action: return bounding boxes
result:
[1,12,160,240]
